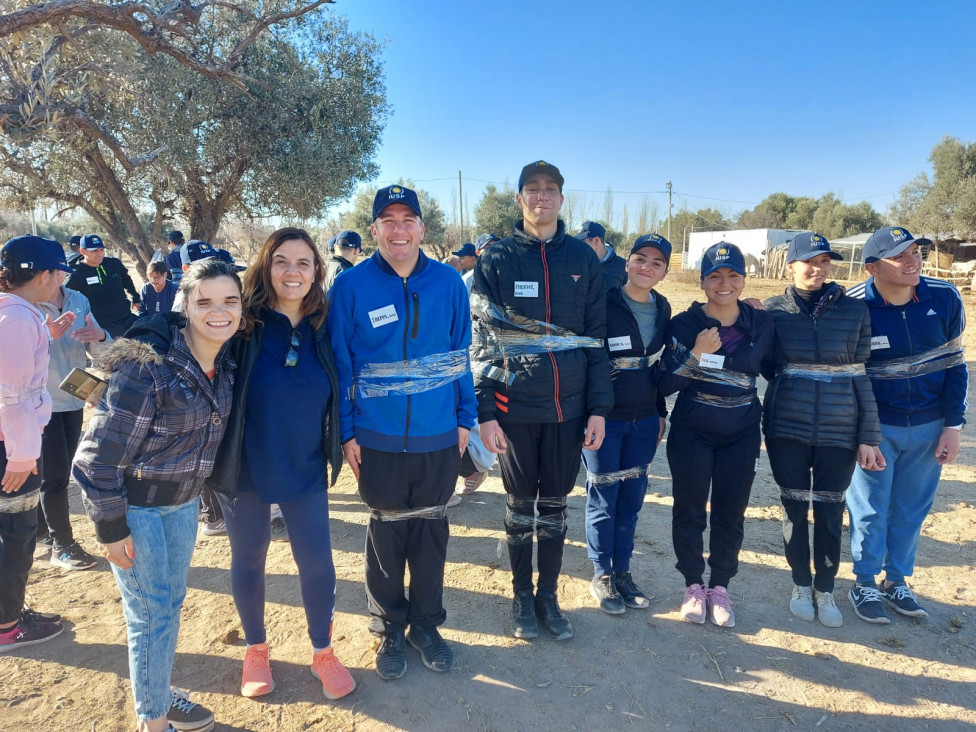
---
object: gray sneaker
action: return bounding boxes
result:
[590,575,626,615]
[168,688,214,732]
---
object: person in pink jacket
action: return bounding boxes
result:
[0,235,75,652]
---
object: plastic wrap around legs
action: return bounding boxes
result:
[586,463,653,486]
[504,495,568,545]
[779,488,846,503]
[368,505,448,522]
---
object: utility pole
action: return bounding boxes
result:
[666,180,673,243]
[458,170,464,245]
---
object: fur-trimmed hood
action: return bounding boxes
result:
[95,313,177,374]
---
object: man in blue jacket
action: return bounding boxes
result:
[846,226,968,623]
[329,185,477,680]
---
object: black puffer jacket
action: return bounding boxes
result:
[605,285,671,422]
[660,301,775,435]
[471,219,612,424]
[762,284,881,448]
[206,313,342,499]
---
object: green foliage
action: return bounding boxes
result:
[737,192,882,239]
[667,208,733,247]
[473,184,520,239]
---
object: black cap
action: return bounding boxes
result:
[168,230,185,244]
[518,160,564,191]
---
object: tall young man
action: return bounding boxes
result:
[471,161,612,640]
[329,185,476,679]
[846,226,968,623]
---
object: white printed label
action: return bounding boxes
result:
[871,335,890,350]
[608,335,631,352]
[514,281,538,298]
[86,276,100,285]
[699,353,725,369]
[368,304,399,328]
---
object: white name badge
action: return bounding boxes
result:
[608,336,631,352]
[699,353,725,370]
[514,281,538,298]
[871,335,890,350]
[368,304,399,328]
[86,276,100,285]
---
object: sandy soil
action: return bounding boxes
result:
[4,275,976,732]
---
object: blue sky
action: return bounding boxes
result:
[334,1,975,230]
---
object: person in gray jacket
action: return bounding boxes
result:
[762,233,884,627]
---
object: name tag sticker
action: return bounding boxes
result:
[608,336,631,352]
[514,281,538,298]
[86,276,100,285]
[871,335,890,350]
[699,353,725,370]
[368,304,399,328]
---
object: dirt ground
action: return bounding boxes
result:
[4,275,976,732]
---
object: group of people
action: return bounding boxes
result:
[0,159,966,732]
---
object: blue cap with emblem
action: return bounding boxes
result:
[701,242,746,278]
[787,232,842,263]
[373,185,423,221]
[862,226,918,263]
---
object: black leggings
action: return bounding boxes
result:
[37,409,83,548]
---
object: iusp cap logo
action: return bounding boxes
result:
[372,184,423,221]
[391,186,403,194]
[787,232,841,263]
[862,225,917,264]
[631,232,673,260]
[701,241,746,278]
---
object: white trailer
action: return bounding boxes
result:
[686,229,805,276]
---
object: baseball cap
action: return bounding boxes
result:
[79,234,105,250]
[168,230,185,244]
[862,226,918,264]
[701,242,746,278]
[333,230,362,252]
[452,242,476,257]
[181,239,217,267]
[631,233,672,260]
[518,160,564,191]
[373,185,423,220]
[474,232,500,252]
[576,221,606,241]
[787,232,842,264]
[1,235,73,273]
[68,235,81,247]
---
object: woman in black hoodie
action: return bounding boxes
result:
[660,242,774,628]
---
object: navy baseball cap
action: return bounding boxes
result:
[787,232,842,264]
[474,232,500,251]
[631,233,672,260]
[79,234,104,250]
[576,221,606,241]
[518,160,564,191]
[69,235,81,247]
[2,235,73,273]
[862,226,918,263]
[701,242,746,277]
[181,239,217,267]
[452,242,477,257]
[168,230,185,244]
[333,230,362,251]
[373,185,423,220]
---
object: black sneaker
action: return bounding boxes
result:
[0,615,63,653]
[168,688,214,732]
[848,584,891,624]
[21,606,61,624]
[50,542,98,571]
[35,533,53,547]
[375,628,407,680]
[406,625,454,672]
[511,589,539,639]
[590,575,626,615]
[880,581,929,618]
[613,571,652,609]
[535,590,574,641]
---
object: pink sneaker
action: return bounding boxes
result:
[680,584,707,624]
[241,643,274,697]
[706,585,735,627]
[311,647,356,700]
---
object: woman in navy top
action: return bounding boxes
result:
[208,227,354,702]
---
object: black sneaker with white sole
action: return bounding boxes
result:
[880,581,929,617]
[848,584,891,624]
[50,542,98,571]
[613,571,652,609]
[168,688,214,732]
[0,615,63,653]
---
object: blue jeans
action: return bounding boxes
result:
[847,419,944,585]
[582,416,659,576]
[110,499,198,723]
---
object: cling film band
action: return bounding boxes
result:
[865,336,965,380]
[586,463,653,486]
[369,505,447,522]
[610,345,666,371]
[778,363,866,381]
[670,343,757,390]
[352,349,469,399]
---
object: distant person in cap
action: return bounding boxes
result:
[763,233,883,629]
[64,234,141,339]
[67,235,83,267]
[170,240,220,315]
[582,233,672,615]
[461,233,500,294]
[845,226,968,624]
[471,160,612,642]
[166,231,186,281]
[0,235,74,653]
[451,242,477,272]
[329,184,476,680]
[324,230,362,292]
[659,241,775,628]
[577,221,627,290]
[139,261,179,316]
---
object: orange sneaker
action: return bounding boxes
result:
[311,647,356,700]
[241,643,274,698]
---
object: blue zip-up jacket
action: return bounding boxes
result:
[328,250,477,453]
[847,275,967,428]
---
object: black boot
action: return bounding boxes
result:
[535,590,574,640]
[511,589,538,639]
